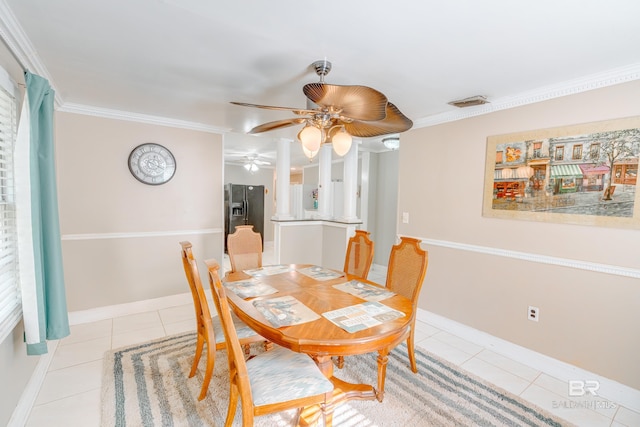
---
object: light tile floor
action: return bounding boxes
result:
[24,247,640,427]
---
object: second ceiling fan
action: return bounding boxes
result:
[231,60,413,158]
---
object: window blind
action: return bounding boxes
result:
[0,79,20,344]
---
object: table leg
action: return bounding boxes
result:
[376,349,389,402]
[305,355,377,426]
[314,355,335,378]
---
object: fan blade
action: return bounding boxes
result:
[303,83,387,121]
[231,101,316,116]
[343,102,413,137]
[247,118,307,134]
[254,159,271,165]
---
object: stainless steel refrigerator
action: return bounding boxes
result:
[224,183,265,252]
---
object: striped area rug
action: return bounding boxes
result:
[101,332,573,426]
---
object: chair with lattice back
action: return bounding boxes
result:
[226,225,262,274]
[385,236,428,373]
[335,230,375,369]
[343,229,374,280]
[205,258,334,427]
[180,241,267,401]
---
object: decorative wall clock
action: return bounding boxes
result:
[128,143,176,185]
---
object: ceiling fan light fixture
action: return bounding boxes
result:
[244,162,259,172]
[298,125,322,153]
[231,60,413,161]
[332,128,352,156]
[302,144,318,160]
[382,137,400,150]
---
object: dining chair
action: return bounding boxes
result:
[385,236,428,373]
[335,230,376,369]
[226,225,262,274]
[205,258,334,427]
[180,241,267,401]
[343,229,375,280]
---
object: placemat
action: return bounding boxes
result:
[296,265,345,281]
[223,277,278,299]
[323,301,405,333]
[252,295,320,327]
[334,280,395,301]
[244,264,294,276]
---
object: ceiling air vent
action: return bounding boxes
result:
[448,95,489,108]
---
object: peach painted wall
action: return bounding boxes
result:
[398,80,640,389]
[55,112,224,311]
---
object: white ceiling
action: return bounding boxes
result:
[2,0,640,168]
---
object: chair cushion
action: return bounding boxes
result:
[212,312,260,343]
[247,346,333,406]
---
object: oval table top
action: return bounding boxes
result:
[224,264,413,357]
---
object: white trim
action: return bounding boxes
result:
[8,340,58,427]
[67,292,192,325]
[61,228,223,241]
[417,308,640,413]
[0,1,63,106]
[59,61,640,133]
[2,0,639,133]
[62,292,640,414]
[413,62,640,128]
[58,103,229,134]
[22,290,639,422]
[360,152,371,231]
[271,219,362,228]
[411,237,640,279]
[15,87,40,345]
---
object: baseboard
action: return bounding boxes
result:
[57,293,640,416]
[13,295,194,425]
[68,292,192,325]
[417,308,640,413]
[8,340,58,427]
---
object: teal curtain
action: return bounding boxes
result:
[24,71,70,355]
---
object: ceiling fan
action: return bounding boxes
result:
[243,154,270,173]
[231,60,413,159]
[225,150,271,173]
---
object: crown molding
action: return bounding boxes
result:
[3,0,639,134]
[0,0,64,106]
[58,102,229,134]
[413,62,640,129]
[55,62,640,134]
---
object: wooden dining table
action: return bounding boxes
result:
[224,264,413,424]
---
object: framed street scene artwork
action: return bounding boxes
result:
[482,116,640,229]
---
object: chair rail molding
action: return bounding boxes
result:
[61,228,223,241]
[408,236,640,279]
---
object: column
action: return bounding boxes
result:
[340,139,359,222]
[360,151,371,229]
[273,138,294,220]
[316,144,332,219]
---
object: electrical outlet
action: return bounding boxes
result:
[528,306,539,322]
[402,212,409,224]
